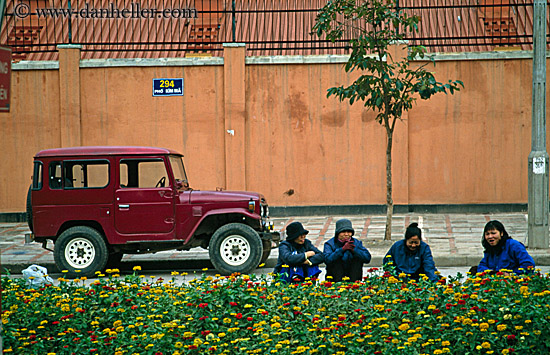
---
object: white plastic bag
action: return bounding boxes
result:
[22,264,54,288]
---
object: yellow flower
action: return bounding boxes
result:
[398,324,410,331]
[481,342,491,349]
[442,341,450,346]
[497,324,507,331]
[133,266,141,271]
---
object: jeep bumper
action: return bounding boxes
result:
[259,231,281,246]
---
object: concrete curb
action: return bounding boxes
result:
[4,254,550,275]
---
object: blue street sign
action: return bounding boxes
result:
[153,78,184,97]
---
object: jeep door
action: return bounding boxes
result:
[114,157,175,236]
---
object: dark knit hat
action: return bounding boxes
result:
[286,221,309,241]
[335,219,355,237]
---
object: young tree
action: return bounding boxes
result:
[313,0,463,240]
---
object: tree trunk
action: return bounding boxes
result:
[384,129,394,241]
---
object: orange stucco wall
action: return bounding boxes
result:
[1,48,549,213]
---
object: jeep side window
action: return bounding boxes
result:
[49,162,63,189]
[63,160,109,188]
[32,161,43,190]
[120,159,168,188]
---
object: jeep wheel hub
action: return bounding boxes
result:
[220,235,250,266]
[65,237,95,269]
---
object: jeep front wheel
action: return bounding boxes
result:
[209,223,262,275]
[54,226,108,278]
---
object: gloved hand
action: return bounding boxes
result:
[342,241,355,251]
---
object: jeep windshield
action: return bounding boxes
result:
[169,155,189,189]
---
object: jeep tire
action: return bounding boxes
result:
[26,185,33,232]
[54,226,108,278]
[209,223,262,275]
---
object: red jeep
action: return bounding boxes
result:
[26,146,280,277]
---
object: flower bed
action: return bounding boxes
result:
[2,267,550,354]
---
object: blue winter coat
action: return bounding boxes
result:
[323,236,371,265]
[273,239,324,274]
[384,240,439,281]
[478,238,535,274]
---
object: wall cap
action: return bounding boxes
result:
[57,44,83,49]
[223,43,246,48]
[12,50,550,70]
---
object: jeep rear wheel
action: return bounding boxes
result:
[54,226,108,278]
[209,223,262,275]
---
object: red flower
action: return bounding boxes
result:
[229,302,237,306]
[283,302,290,306]
[201,330,211,336]
[199,316,208,321]
[236,313,243,319]
[247,317,253,321]
[188,345,198,350]
[402,311,409,315]
[131,305,138,310]
[198,303,208,308]
[90,349,97,353]
[458,300,466,305]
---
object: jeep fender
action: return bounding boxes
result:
[182,208,261,244]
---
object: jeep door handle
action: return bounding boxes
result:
[118,204,130,209]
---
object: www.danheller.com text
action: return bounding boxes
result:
[12,2,199,20]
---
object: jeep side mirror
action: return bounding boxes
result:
[175,179,189,190]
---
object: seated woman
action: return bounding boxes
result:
[472,220,535,275]
[384,223,439,281]
[273,221,324,282]
[323,218,371,282]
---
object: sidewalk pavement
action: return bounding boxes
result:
[2,212,550,275]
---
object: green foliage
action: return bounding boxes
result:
[313,0,463,126]
[2,268,550,354]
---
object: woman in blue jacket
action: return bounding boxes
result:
[384,223,439,281]
[274,221,324,282]
[474,220,534,275]
[323,219,371,282]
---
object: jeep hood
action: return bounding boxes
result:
[188,190,263,204]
